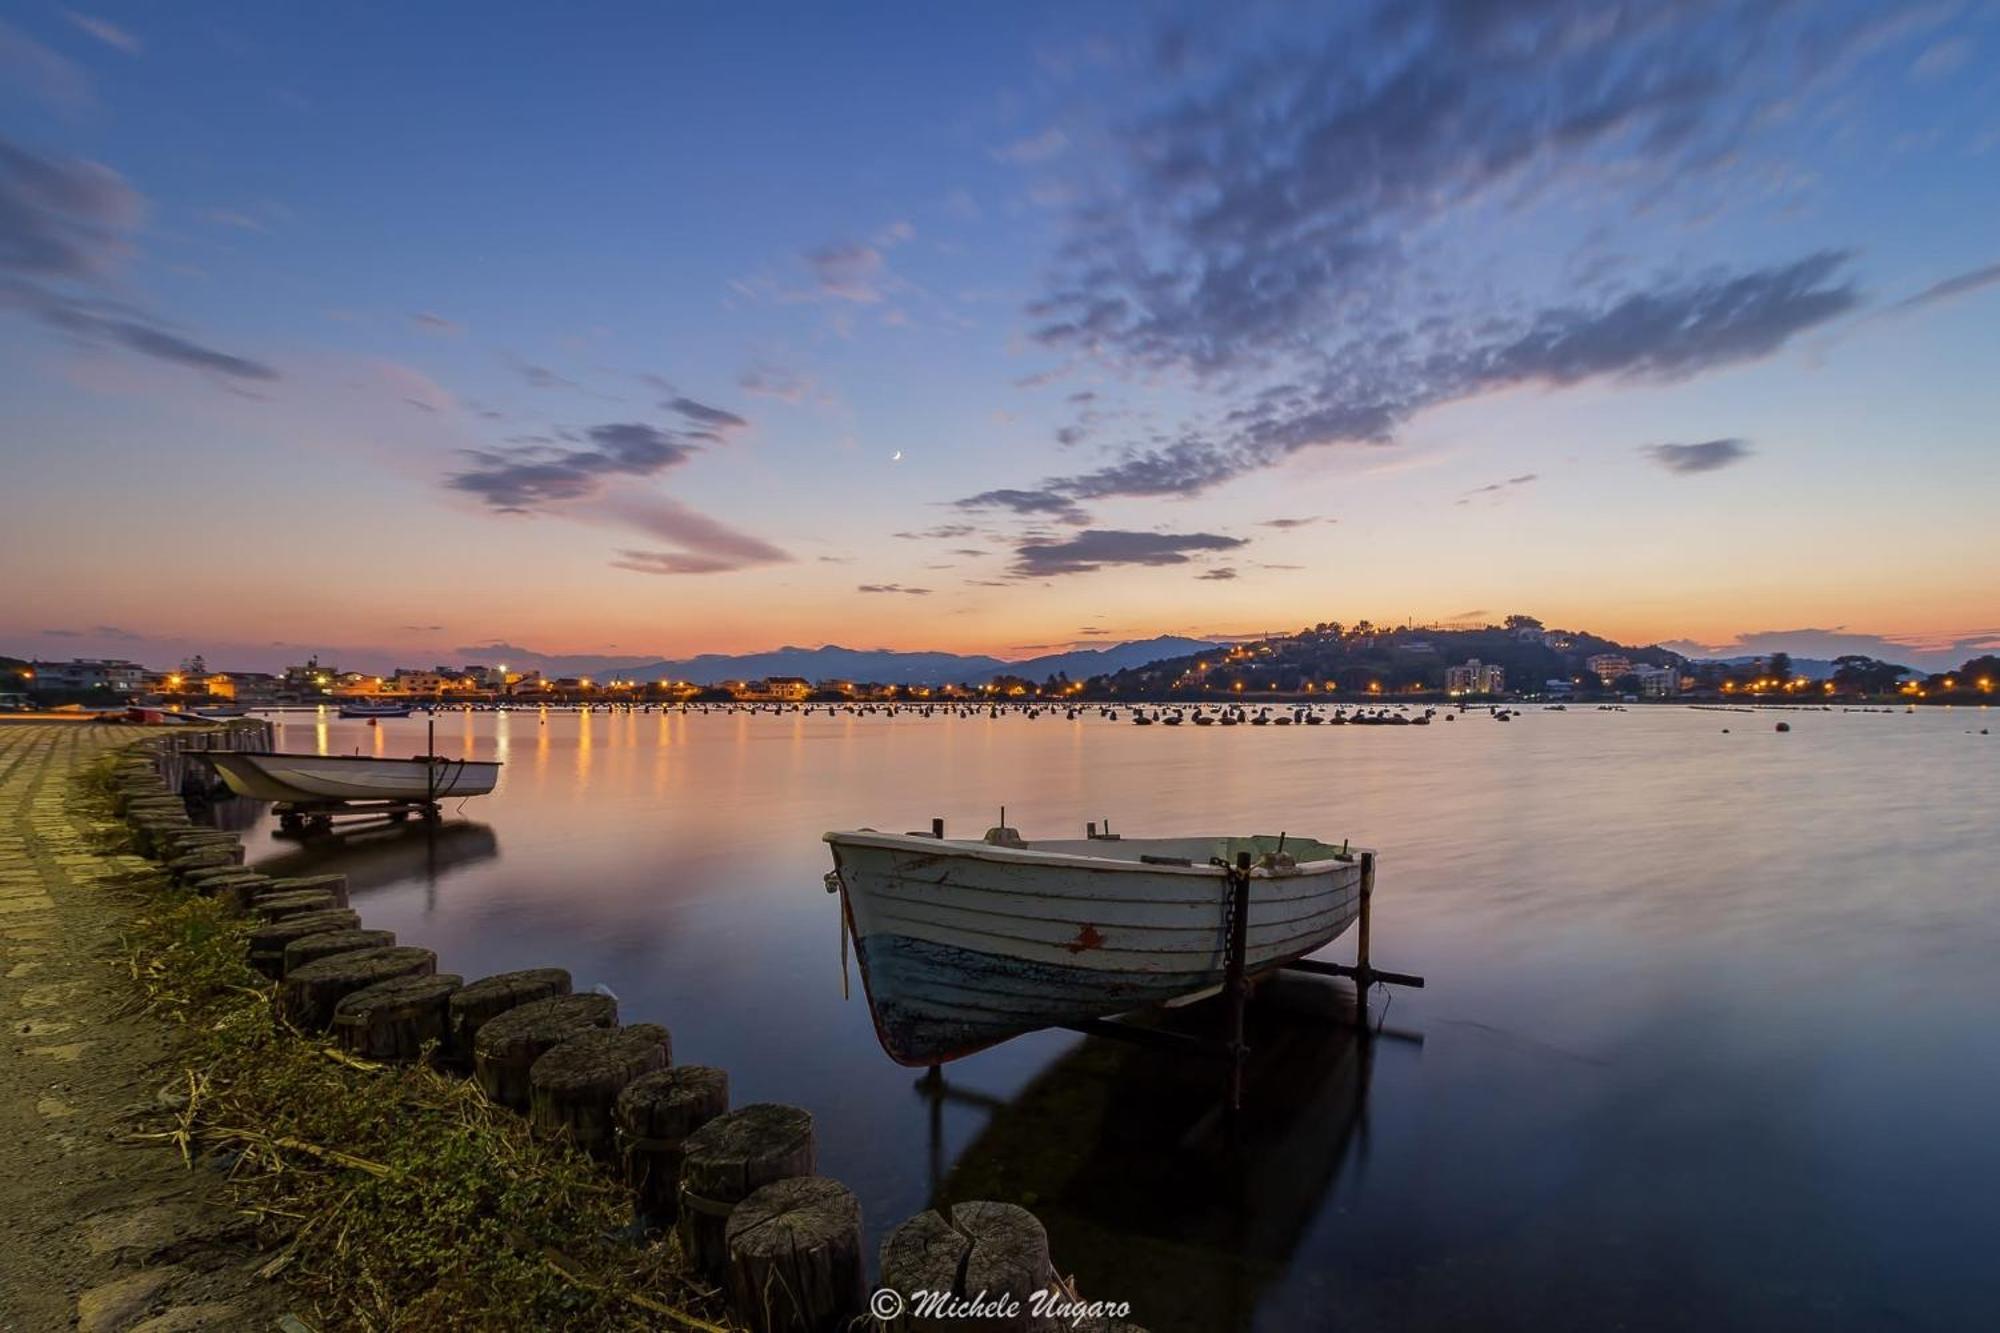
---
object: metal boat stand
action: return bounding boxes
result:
[274,798,443,832]
[1052,849,1425,1116]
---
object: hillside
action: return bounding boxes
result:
[1084,619,1681,696]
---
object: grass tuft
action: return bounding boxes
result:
[123,886,734,1332]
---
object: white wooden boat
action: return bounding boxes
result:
[206,751,500,804]
[823,828,1367,1066]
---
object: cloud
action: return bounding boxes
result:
[1456,473,1537,505]
[1198,567,1238,581]
[1887,261,2000,314]
[1259,516,1331,529]
[892,523,976,541]
[994,253,1854,506]
[450,424,792,577]
[804,241,887,303]
[857,584,932,595]
[666,396,748,431]
[0,138,278,384]
[1664,627,2000,675]
[518,363,576,390]
[992,128,1070,164]
[1644,439,1751,474]
[1011,529,1246,577]
[738,364,814,403]
[4,279,278,380]
[411,311,461,335]
[64,10,140,54]
[0,136,143,279]
[991,3,1894,505]
[447,422,698,511]
[0,21,92,111]
[955,488,1090,524]
[203,208,267,233]
[595,492,790,572]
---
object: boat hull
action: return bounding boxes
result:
[826,833,1363,1065]
[207,752,499,804]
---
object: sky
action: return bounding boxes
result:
[3,0,1998,674]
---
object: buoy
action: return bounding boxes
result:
[1775,722,1790,732]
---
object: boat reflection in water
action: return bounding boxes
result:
[253,816,500,904]
[923,974,1401,1332]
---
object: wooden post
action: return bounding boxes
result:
[332,973,464,1061]
[615,1065,729,1223]
[877,1203,1056,1333]
[1354,850,1375,1030]
[678,1103,816,1276]
[252,889,340,921]
[280,946,437,1031]
[725,1176,865,1333]
[878,1209,966,1331]
[247,909,362,979]
[280,928,397,977]
[954,1201,1056,1332]
[1224,851,1253,1114]
[262,873,350,909]
[448,968,572,1066]
[472,992,618,1110]
[528,1023,671,1159]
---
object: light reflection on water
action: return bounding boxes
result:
[223,705,1999,1331]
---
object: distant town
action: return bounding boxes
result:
[4,616,1994,710]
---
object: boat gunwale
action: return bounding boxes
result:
[210,751,501,769]
[825,829,1368,878]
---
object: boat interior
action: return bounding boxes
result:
[948,832,1358,867]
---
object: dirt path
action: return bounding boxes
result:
[0,723,285,1333]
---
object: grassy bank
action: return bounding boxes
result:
[107,786,733,1329]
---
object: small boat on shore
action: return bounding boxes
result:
[338,701,415,719]
[206,751,500,804]
[823,827,1368,1066]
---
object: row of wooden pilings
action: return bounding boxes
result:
[108,726,1141,1333]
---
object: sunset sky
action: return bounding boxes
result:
[4,1,1998,673]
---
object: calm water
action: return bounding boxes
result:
[223,705,1999,1331]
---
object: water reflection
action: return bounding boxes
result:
[256,817,500,902]
[930,976,1384,1332]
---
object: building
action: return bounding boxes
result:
[1444,658,1505,695]
[1585,654,1632,684]
[1631,664,1680,697]
[763,676,812,701]
[28,659,147,693]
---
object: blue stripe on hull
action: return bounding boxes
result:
[855,932,1224,1066]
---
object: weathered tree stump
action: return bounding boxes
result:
[247,909,361,978]
[472,992,617,1110]
[260,873,350,908]
[528,1023,672,1158]
[280,946,437,1031]
[725,1175,865,1333]
[447,968,571,1066]
[193,873,273,913]
[332,973,464,1061]
[877,1203,1057,1332]
[678,1103,816,1276]
[616,1065,729,1222]
[281,928,398,977]
[252,889,340,921]
[166,849,237,880]
[879,1209,968,1332]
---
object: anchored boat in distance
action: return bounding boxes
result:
[823,825,1374,1068]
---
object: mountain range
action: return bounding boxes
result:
[456,636,1221,687]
